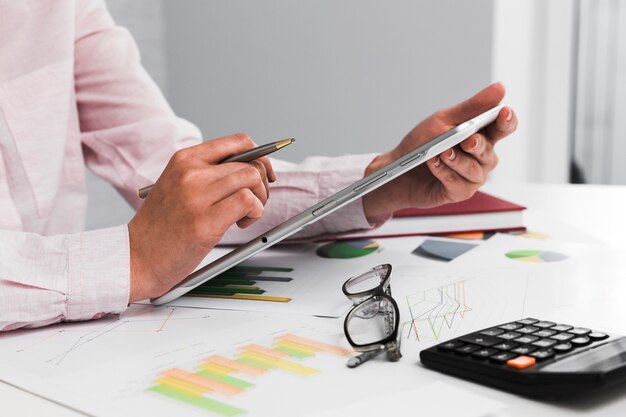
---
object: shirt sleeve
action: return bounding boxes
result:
[74,0,201,209]
[0,225,130,331]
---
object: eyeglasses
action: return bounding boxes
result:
[342,264,402,368]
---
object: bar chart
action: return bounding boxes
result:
[188,265,295,303]
[148,333,352,416]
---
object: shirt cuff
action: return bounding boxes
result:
[66,225,130,321]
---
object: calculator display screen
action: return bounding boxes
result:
[541,338,626,373]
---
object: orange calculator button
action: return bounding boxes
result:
[506,355,536,369]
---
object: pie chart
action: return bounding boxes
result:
[505,250,568,263]
[316,240,380,259]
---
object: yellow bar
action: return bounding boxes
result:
[196,363,232,376]
[193,294,292,303]
[155,377,207,396]
[273,340,320,355]
[162,368,242,396]
[277,334,352,356]
[204,355,267,376]
[237,351,319,376]
[242,344,290,359]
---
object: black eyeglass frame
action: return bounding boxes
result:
[342,264,401,354]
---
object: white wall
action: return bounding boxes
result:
[491,0,575,183]
[162,0,494,162]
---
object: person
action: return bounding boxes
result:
[0,1,517,331]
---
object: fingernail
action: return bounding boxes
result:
[505,107,513,122]
[470,136,480,151]
[434,157,441,167]
[448,149,456,161]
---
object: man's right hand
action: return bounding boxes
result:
[127,133,275,303]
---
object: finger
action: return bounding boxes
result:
[201,164,267,206]
[439,147,486,185]
[174,133,258,165]
[250,160,270,201]
[427,157,480,203]
[483,106,518,144]
[258,155,277,183]
[206,188,265,232]
[442,82,506,125]
[459,133,498,169]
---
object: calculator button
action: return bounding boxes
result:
[471,348,499,360]
[589,332,609,341]
[571,336,592,347]
[455,344,480,355]
[530,349,555,361]
[517,326,539,334]
[507,355,536,369]
[512,345,536,355]
[569,327,591,336]
[437,341,464,352]
[490,352,518,364]
[515,335,539,344]
[499,323,523,331]
[534,329,557,338]
[480,328,505,337]
[532,339,557,348]
[553,342,574,353]
[550,332,574,342]
[459,334,501,347]
[493,341,519,351]
[498,332,522,340]
[516,318,539,325]
[534,321,556,329]
[552,324,573,332]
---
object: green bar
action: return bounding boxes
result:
[236,357,275,370]
[231,265,294,273]
[148,385,245,417]
[204,279,257,286]
[196,370,255,389]
[193,287,265,295]
[273,346,313,359]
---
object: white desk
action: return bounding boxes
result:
[2,182,626,416]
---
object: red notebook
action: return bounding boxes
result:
[340,191,526,240]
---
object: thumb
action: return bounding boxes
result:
[443,82,506,125]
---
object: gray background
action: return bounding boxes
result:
[88,0,494,229]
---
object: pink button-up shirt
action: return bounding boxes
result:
[0,0,377,331]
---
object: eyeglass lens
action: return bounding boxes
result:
[346,297,397,345]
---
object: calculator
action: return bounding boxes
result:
[420,318,626,398]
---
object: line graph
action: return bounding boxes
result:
[14,307,212,366]
[404,280,471,342]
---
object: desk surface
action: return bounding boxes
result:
[2,181,626,417]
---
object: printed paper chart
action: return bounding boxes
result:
[148,333,352,416]
[188,265,296,303]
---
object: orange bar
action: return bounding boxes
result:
[241,344,290,359]
[204,355,267,376]
[276,334,352,356]
[161,368,242,396]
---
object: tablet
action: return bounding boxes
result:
[152,105,502,305]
